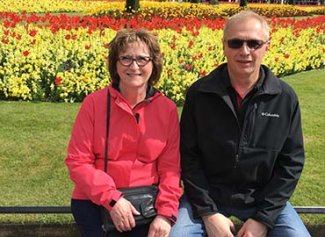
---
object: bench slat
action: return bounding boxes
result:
[0,206,324,214]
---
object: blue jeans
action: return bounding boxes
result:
[71,199,150,237]
[170,195,310,237]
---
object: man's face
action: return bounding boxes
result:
[223,17,269,80]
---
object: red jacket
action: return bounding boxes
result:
[65,85,182,219]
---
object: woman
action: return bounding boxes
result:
[65,29,182,237]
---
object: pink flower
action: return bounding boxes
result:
[185,64,193,71]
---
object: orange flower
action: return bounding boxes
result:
[54,76,62,86]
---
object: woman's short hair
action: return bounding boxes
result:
[108,28,163,87]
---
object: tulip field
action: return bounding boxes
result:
[0,1,324,105]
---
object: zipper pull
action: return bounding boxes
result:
[134,113,140,124]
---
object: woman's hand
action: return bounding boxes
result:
[109,197,140,232]
[148,215,172,237]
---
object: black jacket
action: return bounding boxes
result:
[180,63,304,228]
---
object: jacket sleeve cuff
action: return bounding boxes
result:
[103,190,123,211]
[253,212,275,229]
[159,214,177,226]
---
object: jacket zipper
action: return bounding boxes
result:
[132,99,150,124]
[242,102,258,144]
[234,114,241,169]
[234,102,258,169]
[234,154,239,169]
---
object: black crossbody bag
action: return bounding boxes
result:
[100,89,158,233]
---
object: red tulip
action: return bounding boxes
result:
[22,50,29,57]
[29,29,37,37]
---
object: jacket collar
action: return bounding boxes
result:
[197,63,282,96]
[109,84,160,103]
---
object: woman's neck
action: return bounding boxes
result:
[119,84,147,108]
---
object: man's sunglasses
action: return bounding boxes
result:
[226,38,268,50]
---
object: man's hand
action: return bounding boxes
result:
[202,213,235,237]
[147,215,172,237]
[109,197,140,232]
[237,218,267,237]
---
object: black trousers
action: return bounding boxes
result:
[71,199,150,237]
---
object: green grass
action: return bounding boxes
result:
[0,102,80,223]
[282,69,325,225]
[0,69,324,224]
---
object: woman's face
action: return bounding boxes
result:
[117,41,153,92]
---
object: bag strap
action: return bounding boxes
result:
[104,88,110,173]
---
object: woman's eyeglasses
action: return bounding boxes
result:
[118,55,152,67]
[226,39,268,50]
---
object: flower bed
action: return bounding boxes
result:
[1,1,325,16]
[0,2,324,104]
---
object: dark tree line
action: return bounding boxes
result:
[125,0,140,13]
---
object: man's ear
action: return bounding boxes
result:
[265,39,271,52]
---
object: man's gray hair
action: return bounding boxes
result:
[223,10,270,40]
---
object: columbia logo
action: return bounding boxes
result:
[261,112,280,118]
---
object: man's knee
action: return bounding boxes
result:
[170,222,205,237]
[169,195,205,237]
[269,202,311,237]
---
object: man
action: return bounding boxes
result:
[170,10,310,237]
